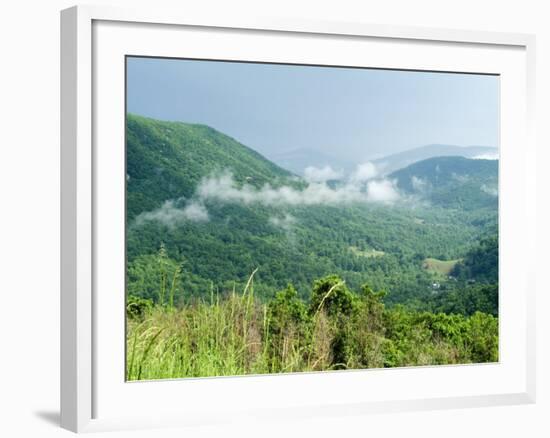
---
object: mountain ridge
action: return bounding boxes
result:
[390,156,498,210]
[126,113,295,220]
[263,143,497,176]
[373,144,498,174]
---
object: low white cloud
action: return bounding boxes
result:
[196,170,399,207]
[269,214,297,231]
[197,171,365,206]
[181,202,210,221]
[350,162,378,182]
[366,179,400,203]
[411,176,428,192]
[135,199,209,227]
[480,184,498,197]
[451,172,470,183]
[135,166,402,228]
[303,165,343,183]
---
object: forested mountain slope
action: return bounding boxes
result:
[373,144,497,174]
[126,115,498,311]
[127,113,295,220]
[390,156,498,210]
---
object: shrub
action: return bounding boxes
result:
[310,275,357,318]
[268,284,310,337]
[466,311,498,362]
[126,295,153,320]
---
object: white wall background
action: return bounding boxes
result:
[0,1,547,437]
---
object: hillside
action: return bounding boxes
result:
[452,235,498,284]
[390,156,498,210]
[127,114,295,220]
[126,115,498,311]
[374,144,497,175]
[429,235,498,316]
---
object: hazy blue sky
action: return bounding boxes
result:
[127,57,499,162]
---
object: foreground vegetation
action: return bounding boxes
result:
[126,273,498,381]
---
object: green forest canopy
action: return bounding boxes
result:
[126,114,498,315]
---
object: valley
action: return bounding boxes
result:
[126,114,498,314]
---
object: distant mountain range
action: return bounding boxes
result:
[374,144,498,175]
[267,144,498,176]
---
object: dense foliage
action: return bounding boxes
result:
[452,235,498,283]
[127,274,498,380]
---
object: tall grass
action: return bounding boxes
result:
[126,274,498,381]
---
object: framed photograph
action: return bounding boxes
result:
[61,5,536,433]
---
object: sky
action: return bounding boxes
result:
[126,57,499,162]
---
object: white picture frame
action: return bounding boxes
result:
[60,4,537,433]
